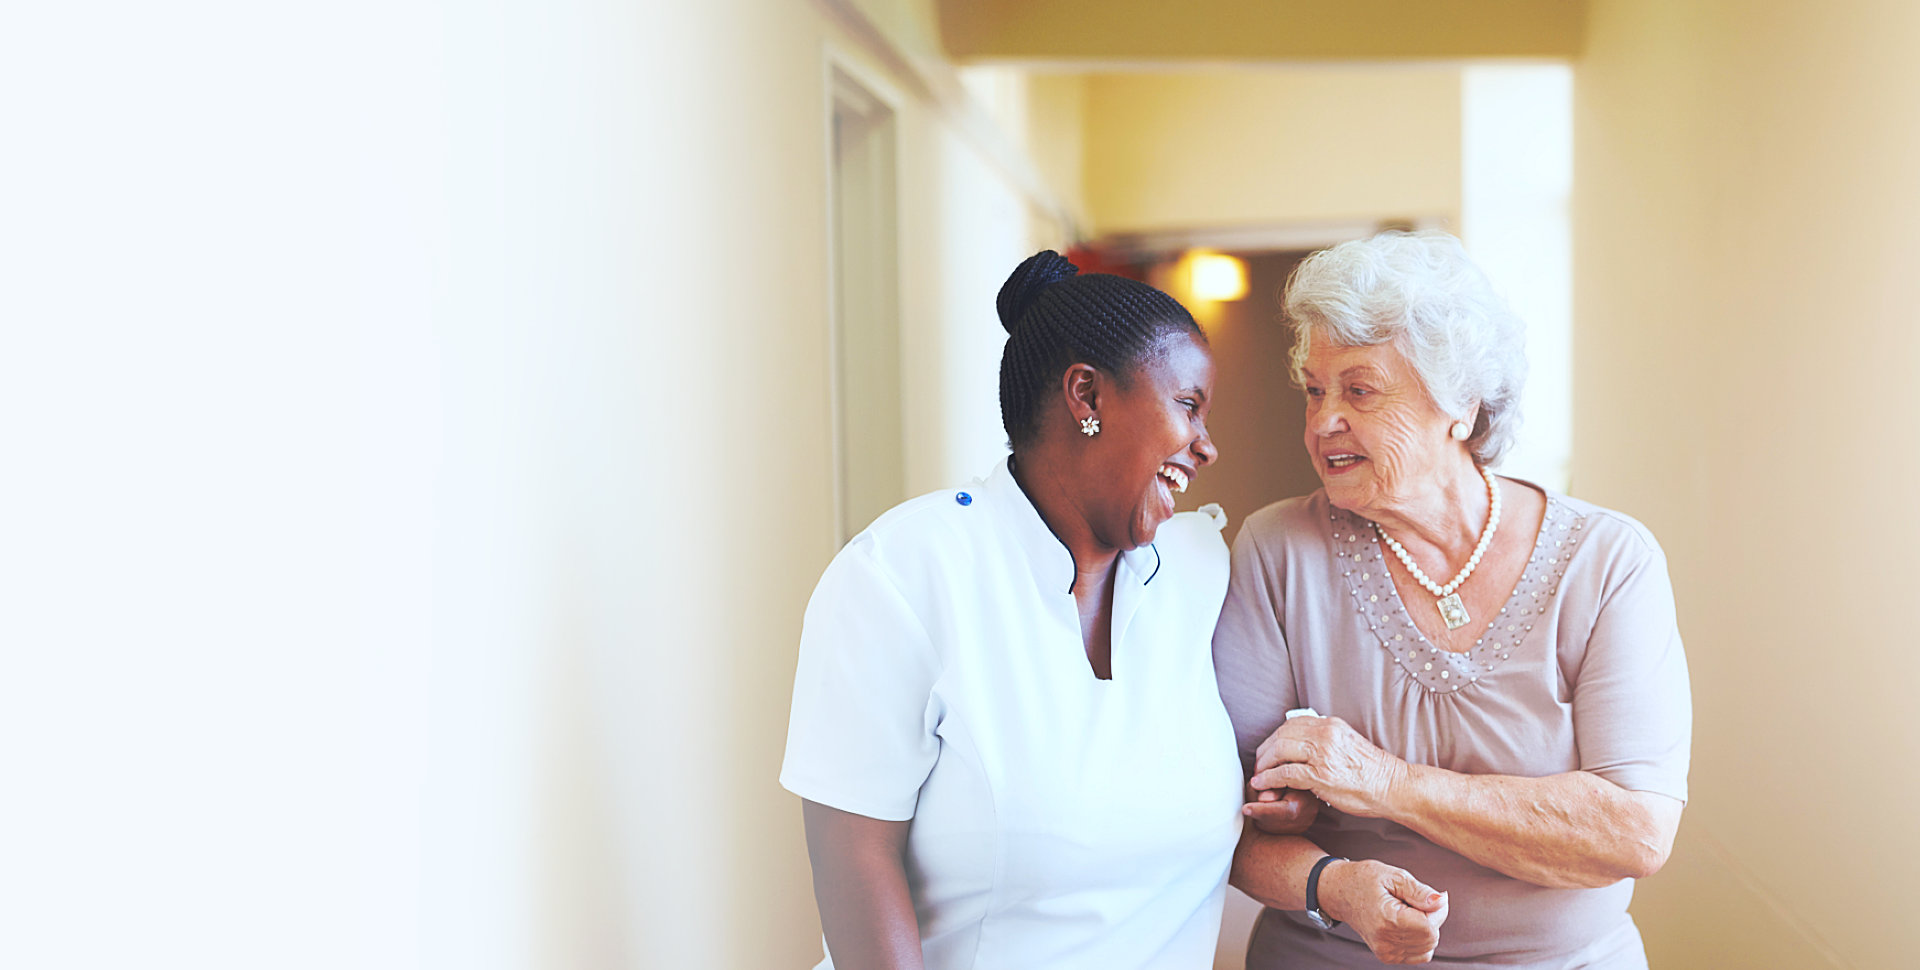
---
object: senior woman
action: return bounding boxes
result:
[1215,231,1691,968]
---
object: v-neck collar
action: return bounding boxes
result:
[1329,484,1587,696]
[982,456,1158,597]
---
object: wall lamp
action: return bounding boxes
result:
[1186,249,1248,301]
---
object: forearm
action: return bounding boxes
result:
[1389,766,1671,889]
[801,801,925,970]
[811,854,924,969]
[1228,828,1330,911]
[1232,826,1450,965]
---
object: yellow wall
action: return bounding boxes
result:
[1575,1,1920,966]
[1081,68,1463,235]
[939,0,1584,61]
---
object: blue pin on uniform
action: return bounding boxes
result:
[955,492,972,506]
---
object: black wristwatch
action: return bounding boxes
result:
[1305,855,1347,930]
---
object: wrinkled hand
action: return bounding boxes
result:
[1250,716,1407,818]
[1321,859,1448,965]
[1241,783,1319,835]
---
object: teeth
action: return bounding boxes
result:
[1159,464,1189,493]
[1327,455,1362,467]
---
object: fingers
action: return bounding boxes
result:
[1344,864,1444,965]
[1388,943,1438,966]
[1253,724,1286,770]
[1249,763,1312,792]
[1391,890,1445,963]
[1255,732,1276,770]
[1253,734,1315,774]
[1377,904,1442,964]
[1283,789,1320,827]
[1240,790,1319,835]
[1385,869,1446,914]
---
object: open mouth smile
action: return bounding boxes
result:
[1157,463,1191,493]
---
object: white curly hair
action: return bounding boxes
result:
[1284,230,1528,467]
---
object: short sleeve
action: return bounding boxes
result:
[1571,524,1693,801]
[1212,517,1300,779]
[780,537,942,821]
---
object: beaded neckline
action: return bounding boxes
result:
[1329,493,1588,696]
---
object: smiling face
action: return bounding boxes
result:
[1300,341,1462,519]
[1079,331,1219,551]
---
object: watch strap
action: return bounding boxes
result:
[1306,854,1348,929]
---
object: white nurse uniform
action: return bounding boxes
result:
[781,458,1245,970]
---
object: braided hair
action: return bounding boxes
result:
[996,250,1204,449]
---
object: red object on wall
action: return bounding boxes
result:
[1065,244,1144,281]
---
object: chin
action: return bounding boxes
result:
[1129,512,1173,549]
[1112,518,1153,551]
[1320,481,1365,512]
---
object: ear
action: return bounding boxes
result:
[1453,401,1483,442]
[1060,363,1101,422]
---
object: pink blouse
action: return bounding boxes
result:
[1213,485,1691,969]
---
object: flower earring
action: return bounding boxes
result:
[1449,420,1471,441]
[1080,415,1101,437]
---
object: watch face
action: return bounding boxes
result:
[1306,908,1337,930]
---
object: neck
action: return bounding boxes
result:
[1010,446,1122,580]
[1369,460,1491,557]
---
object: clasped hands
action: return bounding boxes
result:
[1243,714,1449,965]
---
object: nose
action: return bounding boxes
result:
[1191,424,1219,468]
[1307,398,1348,437]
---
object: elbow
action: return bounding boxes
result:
[1621,839,1671,881]
[1596,817,1673,885]
[1556,843,1665,890]
[1558,815,1674,888]
[1226,830,1285,910]
[1588,784,1682,885]
[1226,858,1253,899]
[1618,795,1681,881]
[1226,836,1259,897]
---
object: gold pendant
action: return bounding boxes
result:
[1436,592,1470,630]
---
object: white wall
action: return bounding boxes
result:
[1,1,1074,967]
[898,116,1046,494]
[1461,64,1573,491]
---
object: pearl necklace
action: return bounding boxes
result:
[1372,466,1501,631]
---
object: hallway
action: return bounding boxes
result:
[7,2,1918,968]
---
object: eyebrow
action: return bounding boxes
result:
[1182,385,1210,401]
[1303,365,1386,383]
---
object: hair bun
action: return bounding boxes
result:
[996,250,1080,333]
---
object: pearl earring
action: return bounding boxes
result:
[1080,415,1101,437]
[1450,420,1471,441]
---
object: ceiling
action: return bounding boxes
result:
[936,0,1584,64]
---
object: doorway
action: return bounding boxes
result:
[828,68,903,545]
